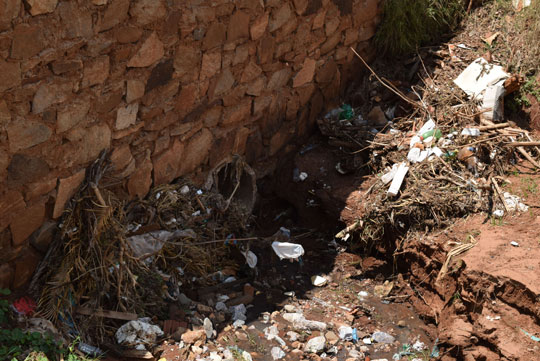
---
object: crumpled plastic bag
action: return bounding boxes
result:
[115,318,164,350]
[126,229,196,258]
[271,241,304,260]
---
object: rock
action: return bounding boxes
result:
[110,144,133,172]
[116,103,139,130]
[13,249,40,288]
[178,128,213,175]
[325,331,339,344]
[128,32,164,68]
[368,106,387,126]
[7,120,52,152]
[26,0,57,16]
[67,124,111,165]
[126,80,145,103]
[203,22,226,50]
[293,58,316,88]
[58,1,93,38]
[82,56,110,88]
[241,351,252,361]
[284,305,296,313]
[372,331,395,344]
[241,62,262,83]
[24,177,57,202]
[53,169,85,219]
[397,320,407,328]
[11,24,47,59]
[0,59,21,92]
[181,329,206,344]
[269,3,292,32]
[283,313,327,331]
[153,139,184,185]
[0,0,19,31]
[287,331,299,341]
[203,318,214,339]
[10,202,45,246]
[100,0,130,32]
[127,157,152,198]
[212,68,235,97]
[200,52,222,80]
[271,347,285,360]
[227,10,250,41]
[130,0,166,25]
[250,13,268,40]
[57,98,91,133]
[304,336,326,354]
[32,81,72,114]
[7,153,49,186]
[221,99,251,125]
[0,100,10,124]
[116,26,143,44]
[0,190,26,230]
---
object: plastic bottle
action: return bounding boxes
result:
[421,128,442,140]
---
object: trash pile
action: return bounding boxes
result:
[323,49,537,245]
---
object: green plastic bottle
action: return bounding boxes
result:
[421,129,442,140]
[339,104,354,120]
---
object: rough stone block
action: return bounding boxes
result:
[126,80,145,103]
[200,52,222,80]
[128,156,153,198]
[0,0,20,31]
[115,26,143,44]
[26,0,56,16]
[203,22,226,50]
[250,12,269,41]
[7,153,49,186]
[128,32,164,68]
[24,177,57,202]
[179,128,213,175]
[130,0,166,25]
[82,56,110,88]
[53,169,85,219]
[0,59,21,92]
[152,140,184,185]
[12,248,41,289]
[0,190,25,231]
[222,99,252,125]
[116,103,139,130]
[241,62,262,83]
[100,0,130,32]
[10,202,46,247]
[174,45,201,80]
[267,67,292,91]
[227,10,250,42]
[32,81,73,114]
[293,58,316,88]
[7,119,52,152]
[11,24,46,59]
[58,1,93,39]
[0,263,14,289]
[246,76,266,96]
[269,3,292,32]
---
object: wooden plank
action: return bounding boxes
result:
[76,307,137,321]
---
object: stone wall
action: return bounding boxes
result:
[0,0,381,289]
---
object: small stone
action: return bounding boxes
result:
[82,56,110,88]
[0,0,19,31]
[181,329,206,344]
[227,10,250,41]
[10,202,45,246]
[99,0,130,32]
[128,32,164,68]
[127,158,152,198]
[287,331,299,341]
[304,336,326,353]
[284,305,296,313]
[325,331,339,345]
[7,154,49,186]
[269,3,292,32]
[115,26,143,43]
[271,347,285,360]
[371,331,395,344]
[57,98,91,133]
[0,190,26,230]
[116,103,139,130]
[200,52,221,80]
[26,0,57,16]
[397,320,407,328]
[368,106,387,126]
[11,24,47,60]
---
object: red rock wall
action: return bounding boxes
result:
[0,0,381,289]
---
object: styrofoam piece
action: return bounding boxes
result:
[417,118,436,136]
[417,150,429,163]
[407,148,421,163]
[482,82,506,121]
[381,164,399,184]
[454,58,509,99]
[271,241,305,260]
[461,128,481,136]
[387,162,409,197]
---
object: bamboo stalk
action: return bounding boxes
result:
[505,141,540,147]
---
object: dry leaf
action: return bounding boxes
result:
[483,32,500,46]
